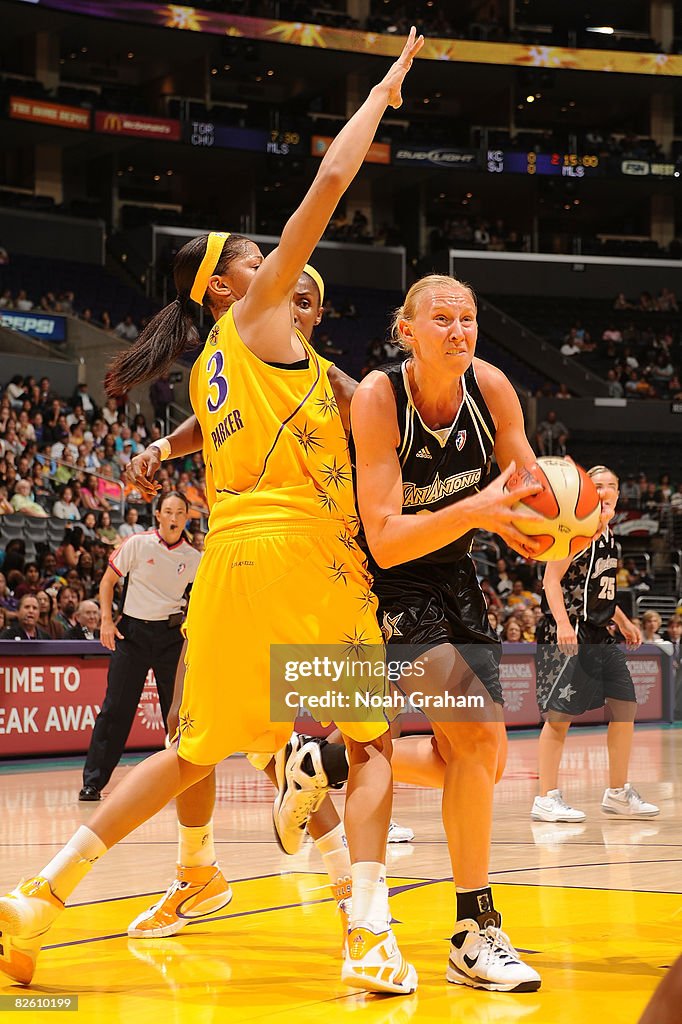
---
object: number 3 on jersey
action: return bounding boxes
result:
[206,350,229,414]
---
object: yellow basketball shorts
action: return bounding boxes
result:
[177,520,387,766]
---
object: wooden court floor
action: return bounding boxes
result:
[1,726,680,1024]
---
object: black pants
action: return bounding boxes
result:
[83,616,183,791]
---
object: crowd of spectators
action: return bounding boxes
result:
[554,289,682,401]
[429,217,528,256]
[0,282,144,341]
[0,371,208,638]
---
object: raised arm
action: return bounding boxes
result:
[351,372,544,568]
[235,30,423,362]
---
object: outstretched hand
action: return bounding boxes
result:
[124,446,162,501]
[380,26,425,110]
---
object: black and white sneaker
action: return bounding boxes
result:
[272,734,330,855]
[447,913,541,992]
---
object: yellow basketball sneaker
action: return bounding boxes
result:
[0,877,64,985]
[127,864,233,938]
[341,924,417,995]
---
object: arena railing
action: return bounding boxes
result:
[35,456,126,518]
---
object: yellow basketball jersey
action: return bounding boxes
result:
[189,307,357,537]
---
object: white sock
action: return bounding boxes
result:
[350,861,389,929]
[41,826,108,903]
[315,823,351,893]
[178,821,216,868]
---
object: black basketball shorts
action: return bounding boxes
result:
[535,617,636,716]
[372,556,503,708]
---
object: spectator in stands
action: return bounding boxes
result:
[0,606,6,631]
[0,593,48,640]
[76,551,96,597]
[149,375,174,423]
[55,527,85,572]
[38,552,61,591]
[35,590,64,639]
[100,311,112,331]
[0,248,9,266]
[535,410,569,456]
[620,474,641,508]
[487,608,502,637]
[72,383,97,422]
[118,506,144,539]
[102,398,119,427]
[97,509,118,549]
[0,485,13,515]
[14,290,33,312]
[80,474,109,512]
[502,618,523,641]
[52,483,81,521]
[0,289,12,308]
[6,376,26,409]
[640,610,671,649]
[555,383,571,399]
[114,314,139,342]
[1,538,25,576]
[657,287,678,312]
[67,600,101,640]
[638,291,656,311]
[606,369,624,398]
[520,607,536,642]
[657,474,673,503]
[613,292,633,310]
[0,571,18,618]
[506,579,538,610]
[15,563,40,599]
[79,510,98,541]
[10,478,48,518]
[53,585,78,634]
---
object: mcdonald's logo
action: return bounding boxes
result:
[95,110,180,140]
[103,113,123,132]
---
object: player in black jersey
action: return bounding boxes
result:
[532,466,660,823]
[351,274,545,993]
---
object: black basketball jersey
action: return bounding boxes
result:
[542,528,619,627]
[377,359,496,565]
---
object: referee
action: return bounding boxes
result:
[79,491,201,800]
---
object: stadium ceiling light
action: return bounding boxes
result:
[127,51,134,59]
[267,69,274,76]
[526,94,535,102]
[587,26,615,34]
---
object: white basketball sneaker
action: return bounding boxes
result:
[531,790,586,822]
[273,734,330,854]
[601,783,659,818]
[387,821,415,843]
[447,914,541,993]
[342,923,417,994]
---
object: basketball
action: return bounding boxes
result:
[507,457,601,562]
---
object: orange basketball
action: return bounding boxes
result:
[506,457,601,561]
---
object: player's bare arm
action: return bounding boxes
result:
[235,29,423,363]
[542,555,579,655]
[352,371,544,567]
[474,359,537,470]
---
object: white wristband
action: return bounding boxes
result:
[153,437,172,462]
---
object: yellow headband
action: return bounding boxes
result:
[190,232,231,305]
[303,263,324,307]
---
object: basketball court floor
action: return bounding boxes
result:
[1,726,680,1023]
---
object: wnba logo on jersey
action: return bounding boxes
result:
[455,430,466,452]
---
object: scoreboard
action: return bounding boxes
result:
[487,150,603,177]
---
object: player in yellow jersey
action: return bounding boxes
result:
[0,28,423,995]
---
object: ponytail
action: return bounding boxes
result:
[104,231,253,397]
[105,296,198,397]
